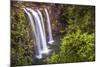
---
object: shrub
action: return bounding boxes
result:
[11,6,34,66]
[46,30,95,64]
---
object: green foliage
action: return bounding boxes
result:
[11,2,95,65]
[61,5,95,34]
[11,5,35,66]
[46,30,95,64]
[45,5,95,64]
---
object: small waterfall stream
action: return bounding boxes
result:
[23,7,54,59]
[44,8,54,44]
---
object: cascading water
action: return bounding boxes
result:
[23,7,54,59]
[36,9,50,54]
[44,8,54,44]
[23,8,43,59]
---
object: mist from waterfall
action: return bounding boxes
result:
[23,7,54,59]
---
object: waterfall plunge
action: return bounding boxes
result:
[23,8,43,59]
[23,7,54,59]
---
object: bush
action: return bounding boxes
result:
[11,6,34,66]
[46,30,95,64]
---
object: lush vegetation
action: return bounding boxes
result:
[45,30,95,63]
[11,5,35,66]
[45,5,95,64]
[11,2,95,66]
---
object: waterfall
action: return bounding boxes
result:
[23,8,43,59]
[44,8,54,44]
[23,7,54,59]
[36,9,50,54]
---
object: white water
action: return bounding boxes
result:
[26,8,50,59]
[44,8,54,44]
[23,7,54,59]
[23,8,43,59]
[36,9,46,37]
[36,9,50,54]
